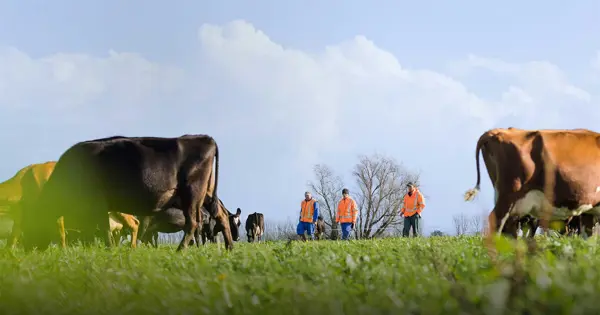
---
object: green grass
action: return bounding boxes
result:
[1,236,600,314]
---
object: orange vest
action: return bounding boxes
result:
[336,197,357,223]
[401,190,424,217]
[300,199,316,223]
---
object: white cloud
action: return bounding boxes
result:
[0,19,598,231]
[195,21,503,161]
[455,54,591,102]
[0,48,184,110]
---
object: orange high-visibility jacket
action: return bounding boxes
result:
[300,198,317,223]
[336,197,358,223]
[401,189,425,217]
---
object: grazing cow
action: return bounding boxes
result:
[202,205,242,244]
[137,209,201,248]
[0,163,38,247]
[10,162,60,248]
[200,208,216,244]
[315,215,326,240]
[138,198,241,246]
[464,128,600,237]
[20,134,231,251]
[0,164,34,206]
[245,212,264,242]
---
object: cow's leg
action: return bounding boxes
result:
[152,231,159,248]
[193,228,201,247]
[580,214,594,238]
[177,160,215,251]
[492,197,518,237]
[137,216,152,247]
[201,230,207,245]
[97,211,112,248]
[57,216,66,248]
[211,216,233,249]
[194,212,202,247]
[177,189,203,251]
[71,212,94,247]
[82,205,111,248]
[120,214,139,249]
[527,219,538,238]
[141,221,158,248]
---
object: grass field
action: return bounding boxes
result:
[0,235,599,314]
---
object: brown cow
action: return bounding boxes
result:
[0,164,34,206]
[0,163,37,246]
[464,128,600,237]
[20,135,229,252]
[6,162,57,248]
[108,212,140,247]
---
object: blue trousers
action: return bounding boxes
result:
[340,222,353,240]
[297,221,314,238]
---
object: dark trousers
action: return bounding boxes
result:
[403,214,421,237]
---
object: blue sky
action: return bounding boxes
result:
[0,0,599,235]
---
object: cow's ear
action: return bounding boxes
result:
[236,208,241,215]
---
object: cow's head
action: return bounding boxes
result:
[226,207,242,241]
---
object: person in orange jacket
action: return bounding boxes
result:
[336,188,358,240]
[400,182,425,237]
[297,191,320,241]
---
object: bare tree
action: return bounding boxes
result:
[352,153,420,239]
[452,213,470,235]
[308,164,343,240]
[263,220,297,241]
[469,213,485,235]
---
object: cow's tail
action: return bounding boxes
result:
[464,131,488,201]
[209,141,220,218]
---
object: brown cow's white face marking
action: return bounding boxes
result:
[510,190,600,221]
[233,216,240,226]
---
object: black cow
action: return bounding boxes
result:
[245,212,264,242]
[521,214,596,237]
[200,208,216,244]
[137,210,201,248]
[139,199,241,246]
[202,205,242,244]
[20,134,235,251]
